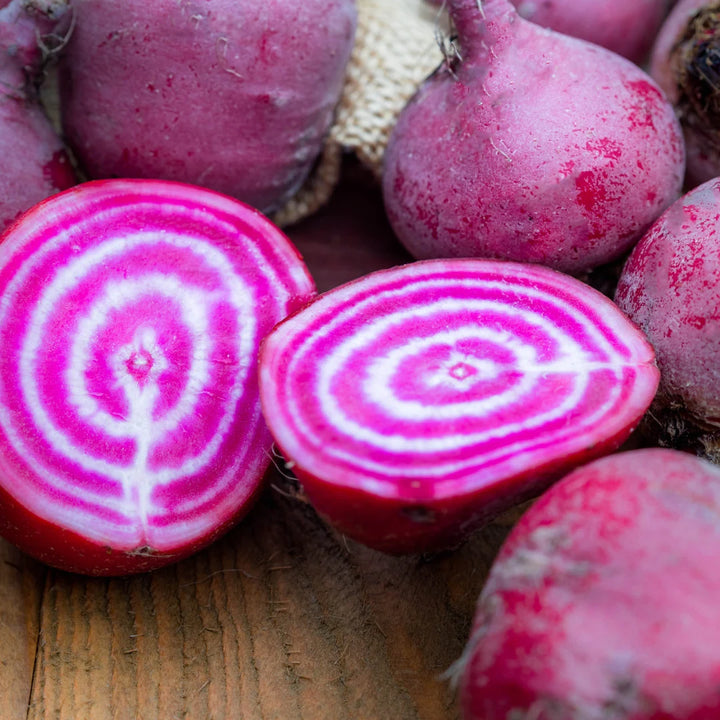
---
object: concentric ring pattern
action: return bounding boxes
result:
[260,259,659,501]
[0,180,314,550]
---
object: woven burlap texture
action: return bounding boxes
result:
[272,0,444,227]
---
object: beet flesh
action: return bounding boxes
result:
[58,0,356,214]
[459,448,720,719]
[259,258,659,554]
[383,0,685,275]
[0,179,315,575]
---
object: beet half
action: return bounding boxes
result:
[383,0,685,275]
[259,259,659,554]
[458,448,720,719]
[0,179,315,575]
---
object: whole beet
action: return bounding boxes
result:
[511,0,673,64]
[615,178,720,447]
[650,0,720,188]
[458,448,720,719]
[58,0,356,214]
[0,0,75,228]
[383,0,685,275]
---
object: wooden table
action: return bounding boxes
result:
[0,161,517,720]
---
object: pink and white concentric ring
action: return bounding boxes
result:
[0,179,314,565]
[260,259,659,507]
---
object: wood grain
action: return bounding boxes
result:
[2,161,519,720]
[0,542,45,720]
[23,485,513,720]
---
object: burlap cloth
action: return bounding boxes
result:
[271,0,445,227]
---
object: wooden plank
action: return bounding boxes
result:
[0,541,45,720]
[26,484,514,720]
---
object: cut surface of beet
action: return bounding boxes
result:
[0,179,315,574]
[259,259,659,553]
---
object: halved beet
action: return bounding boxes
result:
[0,179,315,575]
[259,259,659,554]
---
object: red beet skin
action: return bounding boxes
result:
[510,0,672,64]
[0,179,315,575]
[0,0,75,228]
[615,177,720,431]
[383,0,685,275]
[58,0,356,214]
[459,448,720,719]
[259,259,659,554]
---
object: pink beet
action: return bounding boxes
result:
[510,0,672,64]
[649,0,720,188]
[259,258,659,554]
[0,0,75,228]
[57,0,356,214]
[615,178,720,444]
[458,448,720,719]
[427,0,673,62]
[0,179,315,575]
[383,0,685,276]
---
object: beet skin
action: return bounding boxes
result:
[383,0,685,275]
[459,448,720,719]
[615,177,720,442]
[58,0,356,214]
[0,0,75,228]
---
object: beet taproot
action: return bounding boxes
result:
[383,0,685,275]
[57,0,356,214]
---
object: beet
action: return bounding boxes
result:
[510,0,672,64]
[650,0,720,188]
[382,0,685,275]
[57,0,356,214]
[259,258,659,554]
[0,179,315,575]
[458,448,720,719]
[0,0,75,228]
[615,177,720,451]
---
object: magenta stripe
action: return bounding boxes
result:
[259,259,658,501]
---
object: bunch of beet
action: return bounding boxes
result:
[0,0,719,718]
